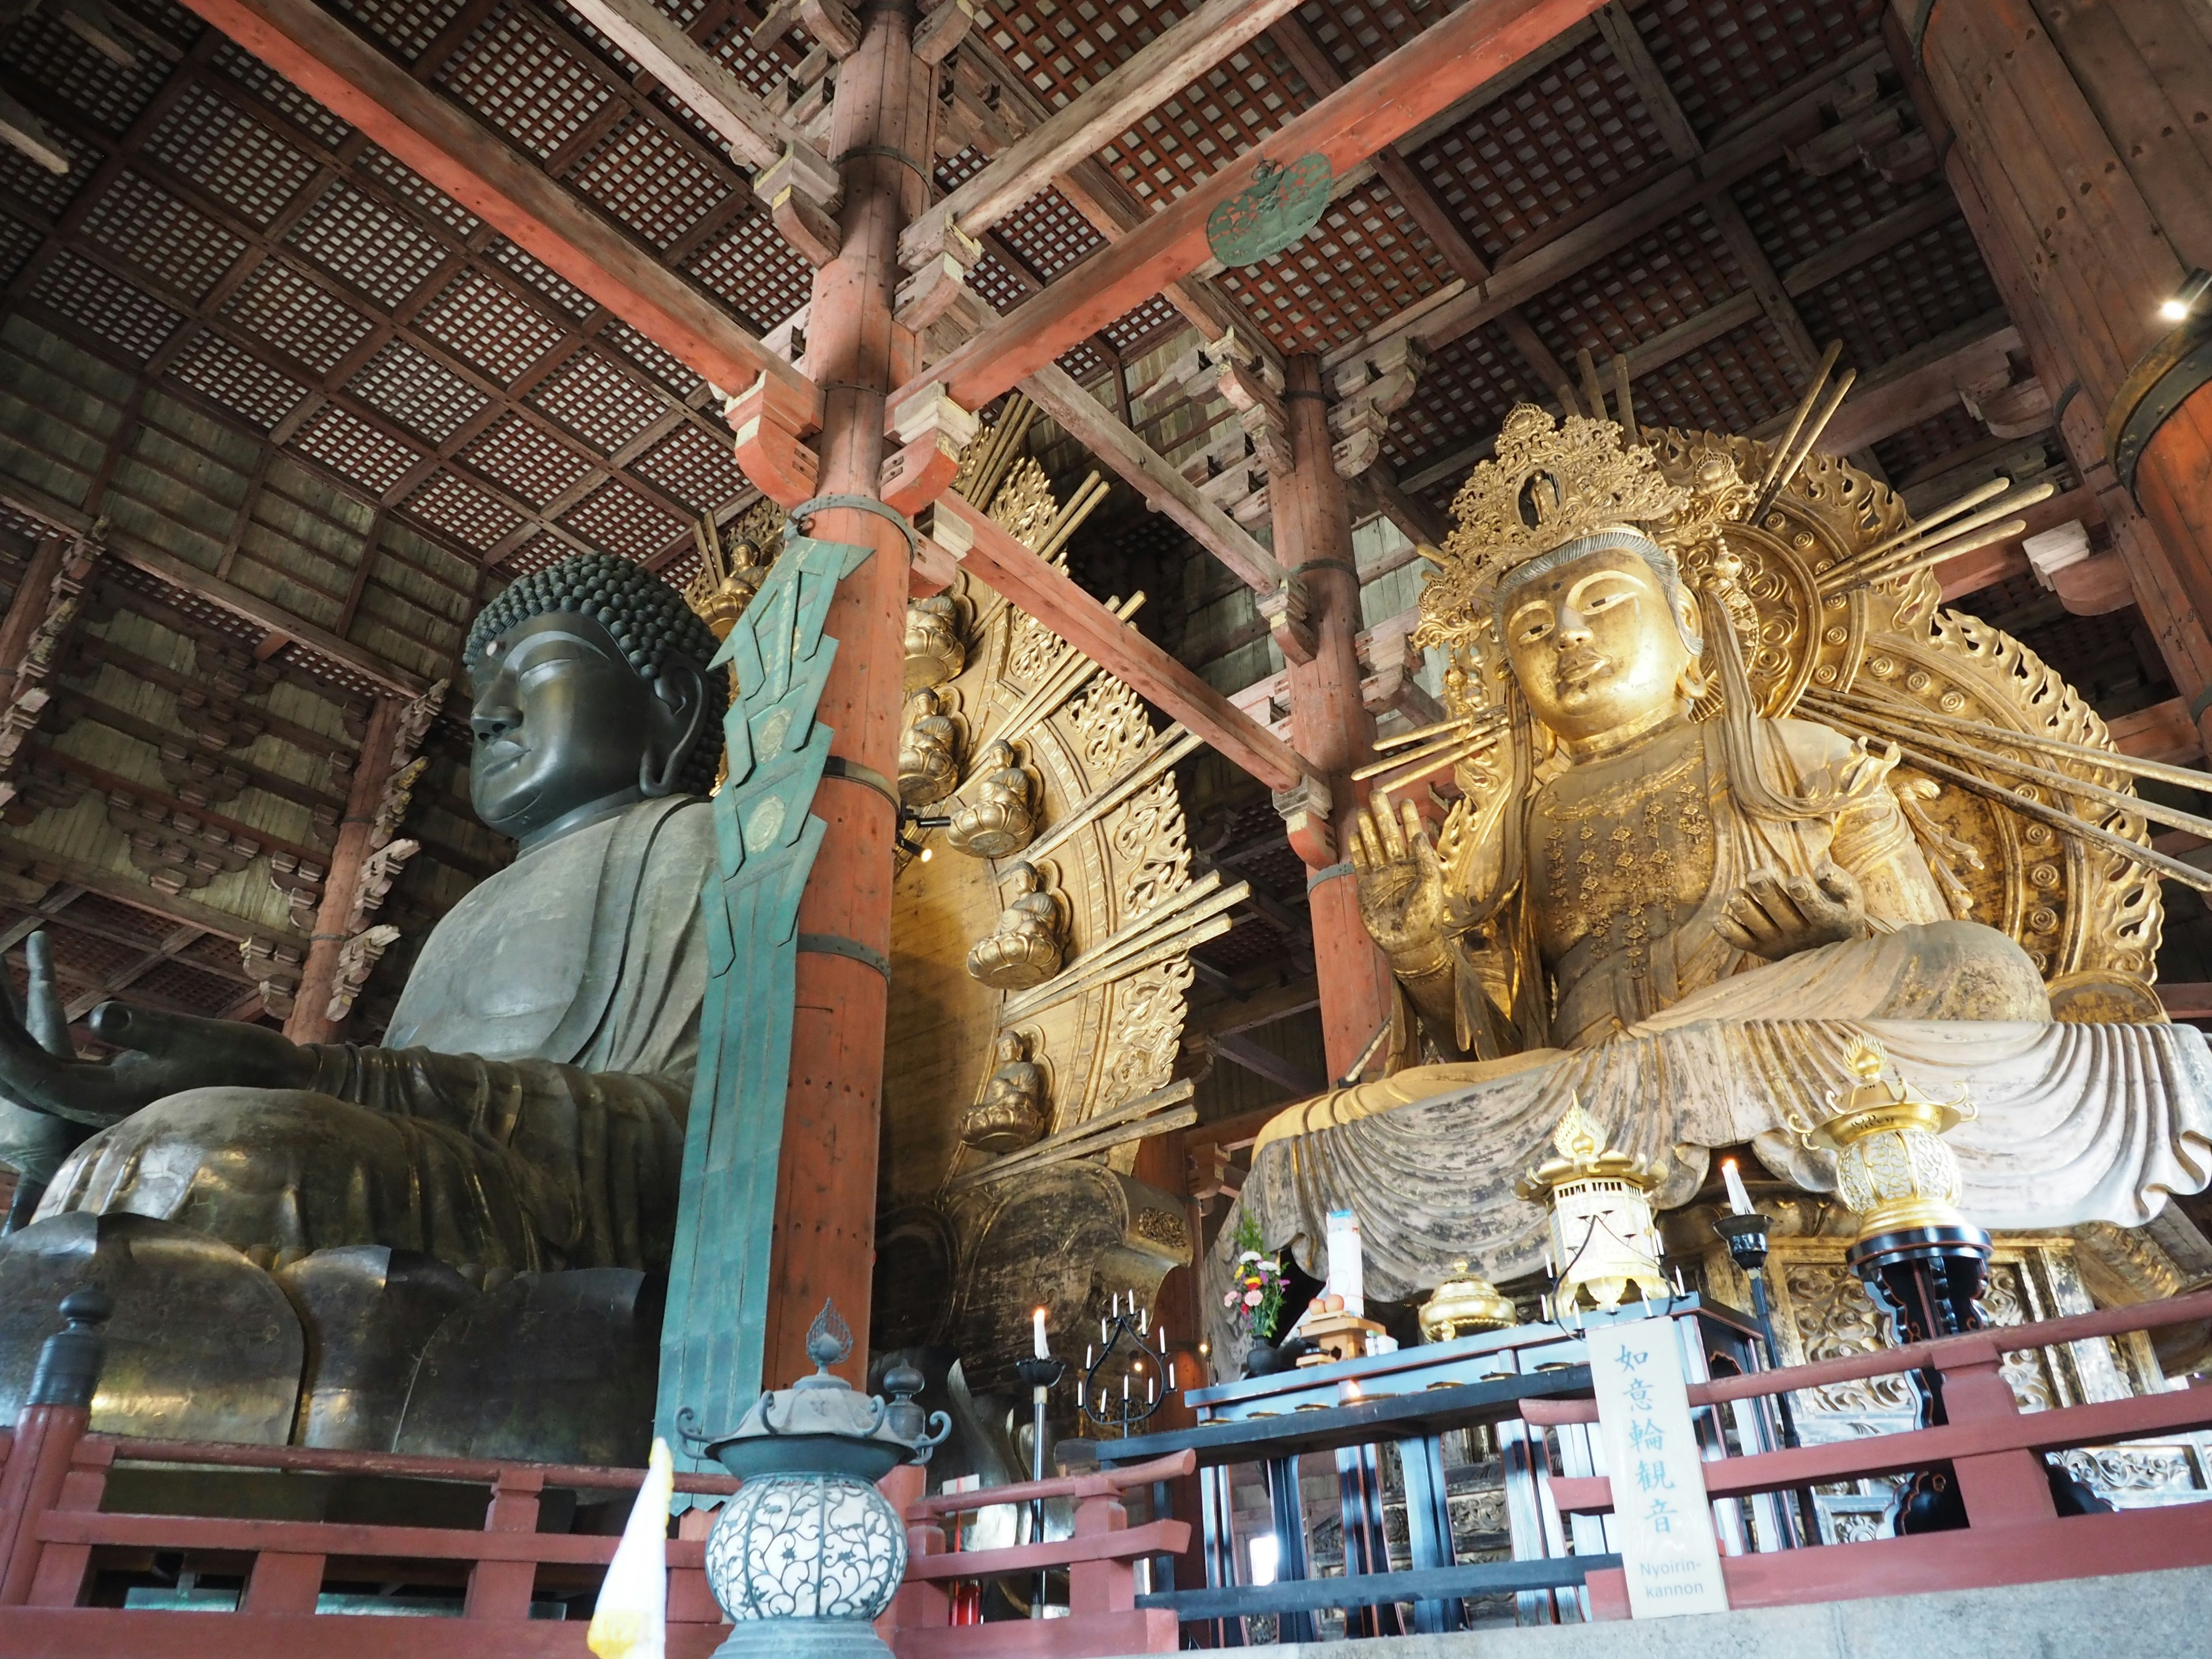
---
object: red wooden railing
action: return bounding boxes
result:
[0,1397,1187,1657]
[883,1449,1192,1658]
[1524,1286,2212,1618]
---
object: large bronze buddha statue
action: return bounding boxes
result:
[1219,406,2212,1332]
[0,553,728,1450]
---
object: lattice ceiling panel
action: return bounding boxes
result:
[1058,339,1107,383]
[347,339,491,445]
[144,83,320,229]
[1288,0,1460,81]
[501,531,574,577]
[170,331,312,431]
[630,423,743,516]
[406,469,525,552]
[221,258,377,374]
[81,172,249,305]
[285,183,450,309]
[0,218,40,287]
[1732,159,1946,272]
[1527,208,1742,365]
[1627,0,1884,143]
[487,237,594,320]
[0,6,172,136]
[359,143,483,239]
[603,320,699,397]
[1633,316,1801,436]
[562,481,681,559]
[461,412,597,507]
[1405,32,1668,268]
[414,268,569,386]
[31,250,184,361]
[1384,321,1525,479]
[966,248,1032,315]
[211,41,352,146]
[1215,177,1455,355]
[702,7,801,100]
[995,184,1107,283]
[1100,293,1184,359]
[568,115,732,250]
[292,402,425,495]
[333,0,470,62]
[1104,41,1305,207]
[683,210,812,334]
[436,3,614,161]
[1793,220,2003,373]
[0,115,99,216]
[528,349,665,455]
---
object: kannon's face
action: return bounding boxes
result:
[1500,545,1699,742]
[468,611,660,840]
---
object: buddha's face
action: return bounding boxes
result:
[468,611,702,846]
[1499,545,1698,744]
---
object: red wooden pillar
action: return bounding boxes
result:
[285,692,403,1044]
[1888,5,2212,721]
[1272,355,1394,1080]
[760,0,933,1389]
[1906,0,2212,729]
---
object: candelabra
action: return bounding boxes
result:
[1080,1291,1176,1438]
[1713,1158,1818,1546]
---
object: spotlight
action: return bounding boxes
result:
[2161,297,2191,322]
[2160,268,2211,325]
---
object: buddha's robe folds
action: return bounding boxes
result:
[1221,717,2212,1343]
[37,797,711,1273]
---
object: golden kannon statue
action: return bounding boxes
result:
[1230,400,2212,1320]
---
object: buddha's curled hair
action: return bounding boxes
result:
[467,551,730,798]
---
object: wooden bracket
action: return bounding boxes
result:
[724,373,821,508]
[1257,577,1315,667]
[797,0,861,56]
[770,185,842,268]
[1329,336,1427,478]
[878,383,978,518]
[914,0,976,66]
[894,220,984,331]
[1272,774,1335,868]
[755,143,843,268]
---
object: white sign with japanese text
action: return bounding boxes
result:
[1585,1320,1729,1618]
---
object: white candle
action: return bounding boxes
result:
[1722,1158,1754,1217]
[1168,1361,1177,1390]
[1032,1306,1050,1359]
[1147,1374,1156,1404]
[1121,1372,1129,1403]
[1085,1343,1094,1370]
[1139,1303,1149,1334]
[1157,1324,1167,1353]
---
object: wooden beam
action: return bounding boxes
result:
[1019,363,1286,592]
[1314,37,1888,377]
[897,0,1613,426]
[0,830,307,944]
[173,0,820,420]
[1207,1029,1325,1097]
[905,0,1309,268]
[924,492,1313,791]
[562,0,809,172]
[1786,315,2020,456]
[1189,973,1321,1038]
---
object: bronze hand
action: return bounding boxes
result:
[0,937,313,1127]
[1715,862,1869,960]
[1351,797,1449,968]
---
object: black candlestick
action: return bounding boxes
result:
[1714,1210,1820,1545]
[1013,1354,1066,1617]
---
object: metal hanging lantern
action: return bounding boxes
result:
[679,1301,948,1657]
[1516,1097,1669,1314]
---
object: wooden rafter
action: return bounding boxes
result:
[559,0,813,174]
[168,0,819,419]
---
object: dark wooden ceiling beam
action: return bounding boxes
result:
[0,829,308,944]
[170,0,818,415]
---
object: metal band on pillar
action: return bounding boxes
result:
[798,931,892,977]
[2109,274,2212,499]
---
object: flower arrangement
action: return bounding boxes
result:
[1222,1211,1285,1343]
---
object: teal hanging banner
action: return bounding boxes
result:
[656,520,873,1477]
[1205,153,1334,267]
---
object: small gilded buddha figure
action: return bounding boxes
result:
[960,1029,1049,1154]
[899,686,963,808]
[946,737,1039,858]
[966,861,1065,989]
[903,592,968,694]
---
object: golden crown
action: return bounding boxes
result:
[1416,405,1695,650]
